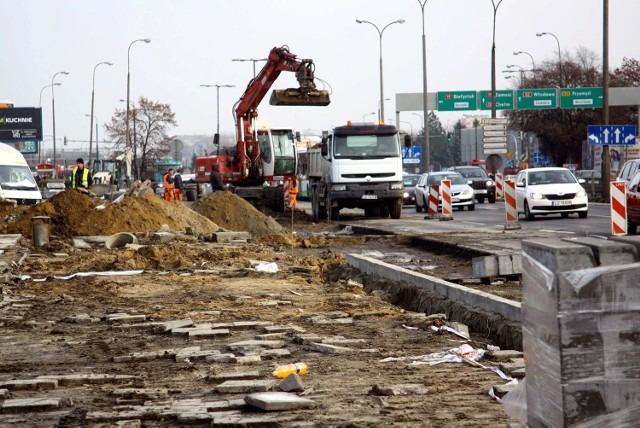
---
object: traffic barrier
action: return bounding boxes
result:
[440,179,453,220]
[504,179,520,229]
[427,185,439,216]
[284,181,290,207]
[495,172,504,199]
[288,177,299,208]
[610,181,627,235]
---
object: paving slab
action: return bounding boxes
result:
[244,391,315,411]
[0,379,58,391]
[205,353,236,363]
[231,355,262,364]
[111,388,169,399]
[36,374,139,386]
[259,349,291,360]
[188,328,230,339]
[1,398,62,412]
[262,325,305,334]
[208,371,261,382]
[227,340,285,351]
[307,342,354,354]
[278,373,305,392]
[214,379,276,394]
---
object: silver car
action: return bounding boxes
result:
[415,171,475,212]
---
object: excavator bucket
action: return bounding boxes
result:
[270,88,331,106]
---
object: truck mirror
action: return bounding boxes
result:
[404,134,412,148]
[213,133,220,146]
[321,141,328,157]
[295,131,301,142]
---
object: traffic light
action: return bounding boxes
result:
[446,132,452,142]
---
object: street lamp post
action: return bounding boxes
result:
[513,51,537,85]
[51,71,70,177]
[355,18,405,124]
[490,0,505,120]
[85,114,100,162]
[362,112,376,122]
[417,0,430,175]
[231,58,268,79]
[389,119,413,135]
[537,32,563,86]
[126,38,151,173]
[39,83,60,107]
[89,61,113,164]
[200,84,236,152]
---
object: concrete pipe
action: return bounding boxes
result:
[104,232,137,249]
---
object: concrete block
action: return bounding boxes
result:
[472,255,499,277]
[104,313,146,324]
[36,374,138,386]
[205,353,236,363]
[255,333,288,341]
[307,342,354,354]
[0,389,7,397]
[65,313,93,324]
[259,349,291,360]
[262,325,305,334]
[0,397,61,412]
[161,318,194,332]
[227,340,285,351]
[521,239,596,273]
[609,235,640,257]
[487,350,524,360]
[212,231,252,243]
[310,316,353,325]
[244,391,315,411]
[278,373,305,392]
[231,355,262,364]
[368,384,430,396]
[203,399,246,411]
[175,348,220,362]
[112,388,169,399]
[320,338,368,347]
[293,334,323,345]
[211,415,280,426]
[214,379,276,394]
[492,382,518,397]
[497,254,515,275]
[562,236,638,266]
[0,379,58,391]
[232,321,274,329]
[208,371,261,382]
[187,328,230,339]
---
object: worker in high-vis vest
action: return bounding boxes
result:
[72,158,92,192]
[163,168,175,201]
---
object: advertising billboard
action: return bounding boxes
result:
[0,107,43,142]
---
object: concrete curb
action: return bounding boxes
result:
[345,254,521,323]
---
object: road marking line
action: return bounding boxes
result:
[540,229,575,235]
[464,222,486,226]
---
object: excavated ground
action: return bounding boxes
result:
[0,194,524,426]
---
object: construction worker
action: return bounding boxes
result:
[163,168,175,201]
[173,168,184,201]
[210,164,225,192]
[72,158,92,192]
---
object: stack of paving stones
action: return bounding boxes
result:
[521,237,640,426]
[0,309,369,425]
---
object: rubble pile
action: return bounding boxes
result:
[193,191,285,237]
[3,190,219,238]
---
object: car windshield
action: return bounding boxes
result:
[403,175,420,186]
[0,165,38,189]
[333,134,400,158]
[427,174,465,186]
[457,168,487,178]
[528,170,577,185]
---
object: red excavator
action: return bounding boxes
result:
[195,45,330,209]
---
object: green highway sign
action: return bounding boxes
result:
[516,88,557,109]
[437,91,477,111]
[479,90,514,110]
[560,87,603,109]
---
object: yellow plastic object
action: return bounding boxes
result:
[272,363,308,378]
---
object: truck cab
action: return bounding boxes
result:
[308,122,404,220]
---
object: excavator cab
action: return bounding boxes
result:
[269,59,331,106]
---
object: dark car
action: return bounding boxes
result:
[447,166,496,203]
[402,174,421,205]
[627,171,640,234]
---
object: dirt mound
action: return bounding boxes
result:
[4,190,219,238]
[193,191,284,237]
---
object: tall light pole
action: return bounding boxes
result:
[417,0,430,174]
[231,58,268,79]
[513,51,537,85]
[89,61,113,164]
[537,32,563,86]
[39,83,60,107]
[51,71,70,177]
[126,38,151,166]
[389,119,413,135]
[506,64,525,86]
[490,0,505,120]
[355,18,405,124]
[85,114,100,162]
[602,0,610,200]
[362,112,376,122]
[200,84,235,152]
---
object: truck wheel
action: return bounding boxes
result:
[364,207,374,217]
[311,187,320,221]
[390,199,402,219]
[381,206,390,218]
[327,194,339,220]
[274,187,285,212]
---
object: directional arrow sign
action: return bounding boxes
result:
[483,136,507,143]
[516,88,557,109]
[587,125,636,145]
[484,148,508,154]
[479,90,514,110]
[560,87,603,108]
[483,125,506,131]
[484,130,507,137]
[483,143,508,149]
[437,91,477,111]
[481,118,508,125]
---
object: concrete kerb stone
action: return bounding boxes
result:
[345,254,521,323]
[561,236,639,266]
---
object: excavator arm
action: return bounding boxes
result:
[233,46,330,181]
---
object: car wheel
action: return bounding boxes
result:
[478,198,485,204]
[488,194,496,203]
[415,201,423,212]
[423,196,429,213]
[629,222,638,235]
[578,211,588,219]
[525,201,535,221]
[561,213,569,218]
[468,204,475,211]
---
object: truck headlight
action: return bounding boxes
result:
[390,182,403,190]
[331,184,346,191]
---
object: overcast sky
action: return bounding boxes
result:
[2,0,638,150]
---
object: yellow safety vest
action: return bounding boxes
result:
[72,167,90,189]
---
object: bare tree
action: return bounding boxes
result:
[105,96,178,180]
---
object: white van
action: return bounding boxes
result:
[0,143,42,204]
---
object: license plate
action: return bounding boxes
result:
[552,200,571,206]
[362,194,377,200]
[452,198,460,203]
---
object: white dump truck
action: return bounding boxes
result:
[0,143,42,205]
[308,122,404,220]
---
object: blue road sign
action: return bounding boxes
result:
[587,125,636,145]
[402,146,422,161]
[533,152,545,163]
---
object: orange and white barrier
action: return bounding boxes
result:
[495,173,504,199]
[504,179,518,224]
[440,179,453,219]
[611,181,627,236]
[427,185,439,216]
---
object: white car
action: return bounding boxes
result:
[515,167,588,220]
[415,171,475,212]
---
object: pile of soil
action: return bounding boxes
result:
[4,190,219,238]
[193,191,284,237]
